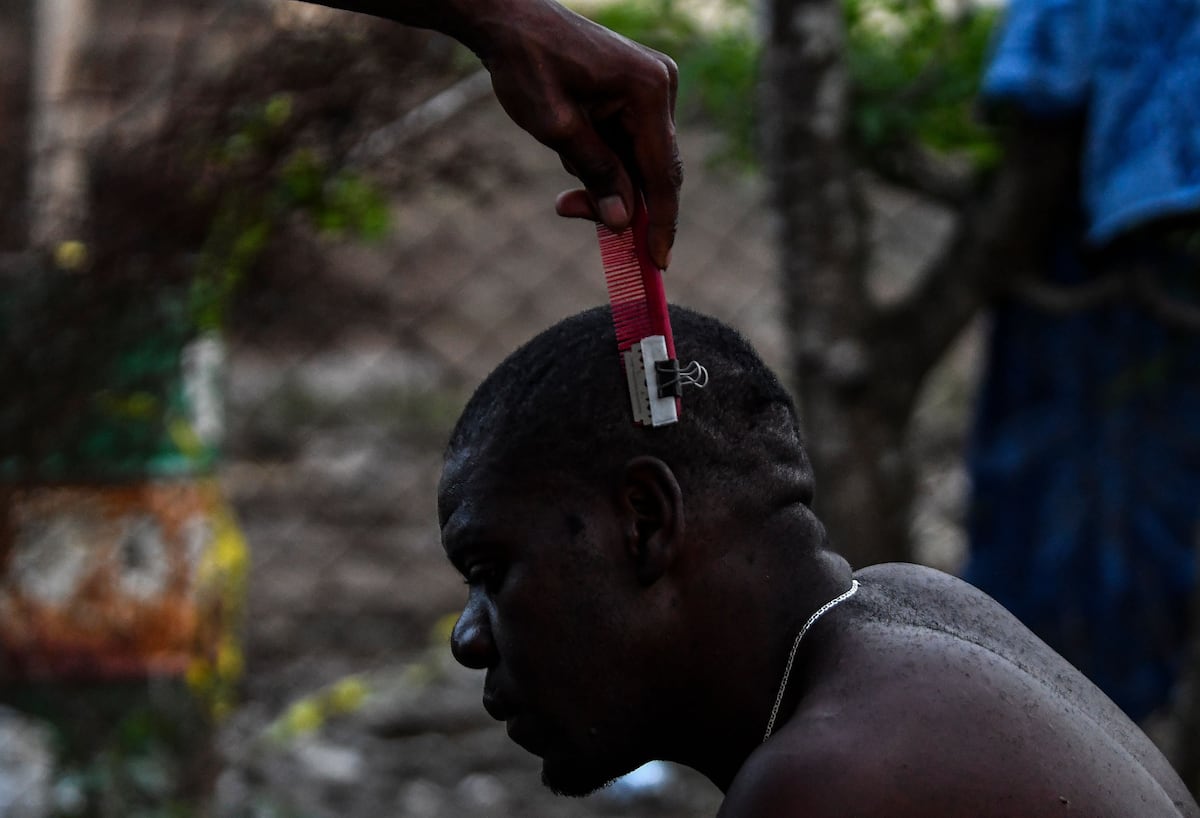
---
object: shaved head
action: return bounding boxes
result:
[442,305,817,530]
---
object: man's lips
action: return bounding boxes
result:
[482,690,545,755]
[505,714,545,756]
[482,689,515,721]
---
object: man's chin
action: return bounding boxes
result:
[540,760,622,798]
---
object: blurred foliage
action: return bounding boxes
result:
[5,681,213,818]
[846,0,1000,167]
[265,675,371,745]
[192,92,389,333]
[185,499,251,723]
[587,0,999,170]
[1,84,390,476]
[0,262,208,478]
[2,15,442,475]
[589,0,759,165]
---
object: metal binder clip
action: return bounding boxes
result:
[655,359,708,398]
[624,336,709,427]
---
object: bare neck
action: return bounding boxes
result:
[659,540,854,790]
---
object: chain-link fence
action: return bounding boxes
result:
[0,2,976,815]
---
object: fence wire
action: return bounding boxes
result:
[0,2,975,816]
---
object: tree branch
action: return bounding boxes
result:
[866,140,979,208]
[873,116,1084,383]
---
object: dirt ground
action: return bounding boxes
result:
[214,86,971,818]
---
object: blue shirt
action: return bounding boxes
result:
[982,0,1200,244]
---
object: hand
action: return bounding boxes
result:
[473,0,682,268]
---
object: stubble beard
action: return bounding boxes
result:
[541,762,622,798]
[539,737,638,799]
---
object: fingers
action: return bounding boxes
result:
[555,125,681,269]
[549,120,636,233]
[553,187,631,228]
[555,188,599,221]
[636,136,682,270]
[487,6,682,268]
[628,54,681,269]
[555,54,682,269]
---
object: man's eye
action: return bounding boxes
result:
[464,564,504,591]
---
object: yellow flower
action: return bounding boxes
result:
[216,638,244,681]
[54,240,88,271]
[327,677,368,715]
[185,658,214,692]
[283,699,324,735]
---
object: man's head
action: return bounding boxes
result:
[438,305,826,794]
[441,305,813,509]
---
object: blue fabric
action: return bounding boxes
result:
[981,0,1200,245]
[964,234,1200,720]
[966,0,1200,720]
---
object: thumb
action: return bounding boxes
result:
[553,125,636,232]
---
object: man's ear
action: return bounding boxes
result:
[618,456,684,586]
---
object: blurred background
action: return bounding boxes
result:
[0,0,1196,815]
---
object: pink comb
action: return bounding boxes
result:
[597,196,681,427]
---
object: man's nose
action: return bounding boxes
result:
[450,597,496,670]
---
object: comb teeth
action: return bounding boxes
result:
[596,199,673,358]
[597,196,680,427]
[597,230,653,348]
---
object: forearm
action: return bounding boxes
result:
[299,0,527,56]
[297,0,682,266]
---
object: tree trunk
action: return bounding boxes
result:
[29,0,93,249]
[759,0,913,568]
[0,0,33,251]
[759,0,1073,569]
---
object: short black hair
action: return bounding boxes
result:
[446,305,815,509]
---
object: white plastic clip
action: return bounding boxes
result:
[623,335,679,427]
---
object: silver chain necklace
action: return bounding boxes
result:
[762,579,860,742]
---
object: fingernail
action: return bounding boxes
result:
[598,195,628,228]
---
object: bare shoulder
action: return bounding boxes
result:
[717,692,1092,818]
[718,563,1200,818]
[718,705,1196,818]
[716,721,1056,818]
